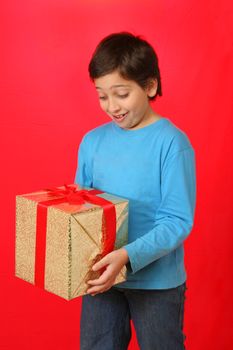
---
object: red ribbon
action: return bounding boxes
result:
[32,184,116,288]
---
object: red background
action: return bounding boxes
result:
[1,1,233,349]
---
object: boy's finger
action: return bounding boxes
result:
[87,285,106,294]
[87,270,110,285]
[92,255,109,271]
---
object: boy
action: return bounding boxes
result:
[75,32,196,350]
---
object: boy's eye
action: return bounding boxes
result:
[99,94,129,100]
[118,94,129,99]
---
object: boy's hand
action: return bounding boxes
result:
[86,248,129,296]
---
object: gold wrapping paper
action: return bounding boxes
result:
[15,186,128,300]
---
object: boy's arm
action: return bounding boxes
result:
[123,147,197,274]
[74,135,93,187]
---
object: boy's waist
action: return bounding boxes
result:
[115,247,186,289]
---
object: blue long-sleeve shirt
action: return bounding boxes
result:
[74,117,196,289]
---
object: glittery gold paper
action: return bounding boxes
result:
[15,186,128,300]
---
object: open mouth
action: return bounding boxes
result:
[113,112,128,122]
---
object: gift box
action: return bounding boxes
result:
[15,184,128,300]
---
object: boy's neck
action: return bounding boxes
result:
[125,109,162,131]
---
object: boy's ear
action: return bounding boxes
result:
[146,79,158,98]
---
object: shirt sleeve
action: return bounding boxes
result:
[123,147,197,274]
[74,135,93,187]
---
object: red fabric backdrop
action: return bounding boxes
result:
[1,0,232,349]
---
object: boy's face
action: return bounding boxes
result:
[94,70,159,130]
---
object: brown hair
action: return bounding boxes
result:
[88,31,162,101]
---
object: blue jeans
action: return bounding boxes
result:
[80,282,187,350]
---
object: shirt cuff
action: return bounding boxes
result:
[123,242,139,274]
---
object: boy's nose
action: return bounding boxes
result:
[107,99,121,114]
